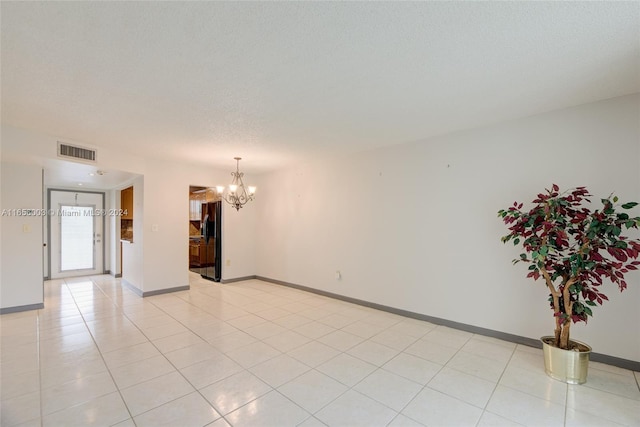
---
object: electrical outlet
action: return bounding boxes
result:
[335,270,341,280]
[226,259,231,267]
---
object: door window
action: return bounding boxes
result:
[60,205,95,271]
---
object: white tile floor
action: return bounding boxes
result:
[1,273,639,427]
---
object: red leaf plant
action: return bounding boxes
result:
[498,185,640,350]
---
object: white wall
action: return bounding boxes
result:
[222,198,257,281]
[254,94,640,362]
[0,162,44,310]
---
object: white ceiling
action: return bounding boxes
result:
[41,158,140,190]
[2,2,639,179]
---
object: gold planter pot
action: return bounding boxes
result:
[541,336,591,384]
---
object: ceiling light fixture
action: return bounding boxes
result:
[216,157,256,211]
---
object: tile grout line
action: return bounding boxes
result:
[183,278,330,425]
[229,287,469,425]
[110,276,286,426]
[384,331,473,426]
[187,279,329,425]
[291,314,435,424]
[180,278,389,424]
[63,277,137,426]
[494,348,572,408]
[376,342,428,427]
[94,276,220,425]
[231,305,404,420]
[141,299,242,426]
[474,340,520,426]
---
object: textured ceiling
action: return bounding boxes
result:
[2,1,639,176]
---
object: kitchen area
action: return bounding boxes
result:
[189,186,221,281]
[120,186,134,241]
[120,185,134,278]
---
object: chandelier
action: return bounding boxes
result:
[216,157,256,211]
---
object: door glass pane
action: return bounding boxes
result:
[60,205,94,271]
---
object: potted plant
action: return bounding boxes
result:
[498,184,640,384]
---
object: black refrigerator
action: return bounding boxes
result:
[201,201,222,282]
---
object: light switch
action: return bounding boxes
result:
[151,224,159,232]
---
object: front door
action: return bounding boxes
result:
[50,190,104,279]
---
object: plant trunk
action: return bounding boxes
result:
[554,324,561,347]
[553,304,562,347]
[559,278,575,350]
[541,267,564,348]
[559,321,571,349]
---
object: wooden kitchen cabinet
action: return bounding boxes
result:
[121,186,133,220]
[189,239,215,268]
[189,241,201,267]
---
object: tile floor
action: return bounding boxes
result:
[1,273,639,427]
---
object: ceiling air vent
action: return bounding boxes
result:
[57,142,97,163]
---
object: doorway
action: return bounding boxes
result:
[189,186,222,281]
[49,189,105,279]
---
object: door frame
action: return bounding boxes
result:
[46,188,106,279]
[188,186,222,281]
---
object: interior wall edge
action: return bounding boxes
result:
[220,275,257,284]
[141,285,190,298]
[0,303,44,315]
[121,278,142,297]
